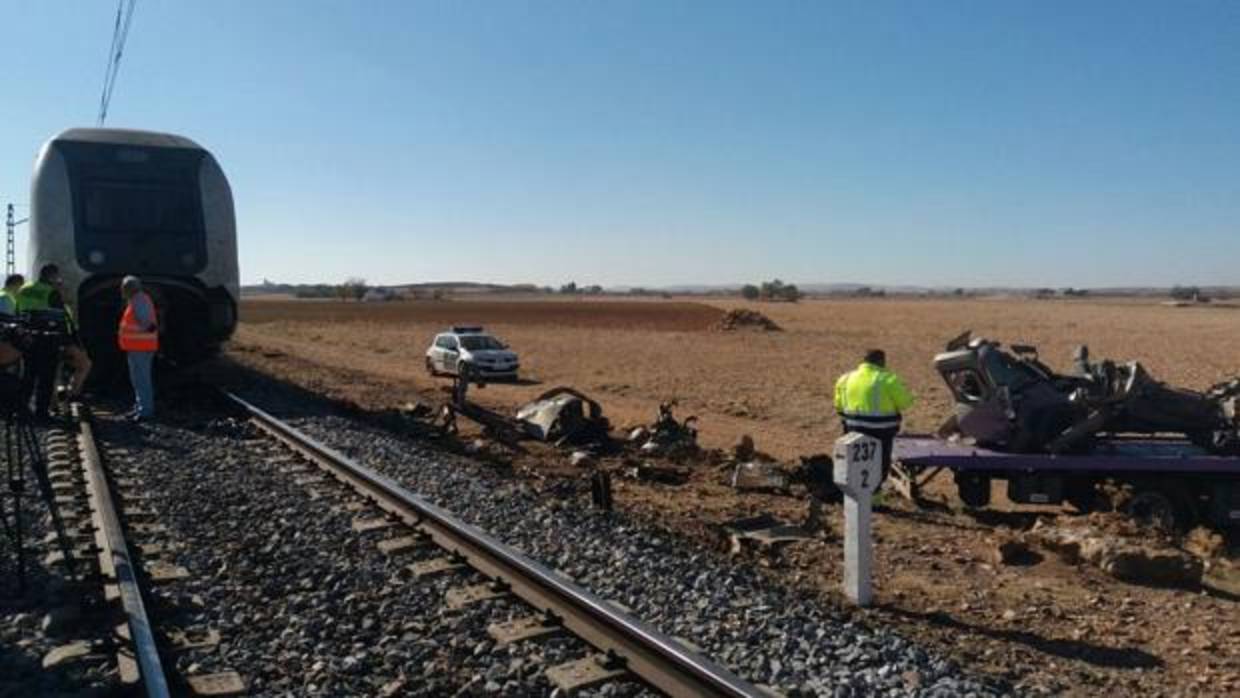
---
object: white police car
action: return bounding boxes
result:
[425,326,520,380]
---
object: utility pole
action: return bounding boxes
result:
[6,204,28,276]
[6,204,15,276]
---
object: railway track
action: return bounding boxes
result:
[5,384,997,696]
[27,405,247,698]
[74,405,172,697]
[224,389,763,697]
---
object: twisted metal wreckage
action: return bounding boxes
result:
[935,331,1240,455]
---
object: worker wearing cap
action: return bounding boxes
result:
[118,275,157,421]
[834,349,914,485]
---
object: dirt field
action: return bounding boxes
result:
[235,296,1240,460]
[229,296,1240,695]
[241,297,724,333]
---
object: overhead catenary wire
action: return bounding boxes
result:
[97,0,138,126]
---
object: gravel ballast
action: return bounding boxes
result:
[235,381,1010,698]
[94,409,624,697]
[1,422,119,698]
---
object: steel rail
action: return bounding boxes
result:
[76,406,171,698]
[225,391,763,698]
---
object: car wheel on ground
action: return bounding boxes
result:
[425,356,438,376]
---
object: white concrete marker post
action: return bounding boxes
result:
[833,432,882,607]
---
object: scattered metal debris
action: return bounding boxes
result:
[632,402,699,457]
[516,387,610,445]
[399,401,434,419]
[730,461,790,493]
[720,514,813,556]
[622,462,690,485]
[591,471,613,511]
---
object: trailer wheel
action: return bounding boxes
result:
[1065,477,1097,513]
[1123,483,1195,534]
[954,472,991,508]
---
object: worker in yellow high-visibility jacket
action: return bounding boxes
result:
[834,349,914,485]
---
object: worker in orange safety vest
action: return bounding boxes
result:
[119,275,158,421]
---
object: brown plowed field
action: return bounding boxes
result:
[236,295,1240,460]
[229,295,1240,696]
[241,298,725,332]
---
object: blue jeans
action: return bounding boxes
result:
[127,351,155,417]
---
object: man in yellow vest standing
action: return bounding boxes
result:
[16,264,66,420]
[119,276,158,422]
[834,349,914,486]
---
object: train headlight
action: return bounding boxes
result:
[89,250,105,265]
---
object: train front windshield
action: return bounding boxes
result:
[55,140,209,276]
[82,182,200,236]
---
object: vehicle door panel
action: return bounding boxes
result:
[443,338,459,372]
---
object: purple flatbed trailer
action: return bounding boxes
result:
[891,435,1240,529]
[896,436,1240,474]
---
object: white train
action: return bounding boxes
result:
[28,128,238,366]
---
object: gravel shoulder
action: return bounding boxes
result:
[224,344,1240,697]
[211,360,1007,697]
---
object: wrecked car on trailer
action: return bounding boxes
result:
[935,331,1240,455]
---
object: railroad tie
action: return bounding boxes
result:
[377,534,427,556]
[408,556,465,578]
[488,614,563,646]
[546,654,628,694]
[444,581,508,610]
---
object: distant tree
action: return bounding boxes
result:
[431,289,445,301]
[340,277,368,301]
[559,281,578,294]
[953,288,965,296]
[583,284,604,295]
[754,279,801,302]
[741,284,760,301]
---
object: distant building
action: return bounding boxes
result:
[362,287,395,302]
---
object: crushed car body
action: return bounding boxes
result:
[515,387,610,445]
[935,331,1240,455]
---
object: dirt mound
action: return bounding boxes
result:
[1030,515,1204,588]
[713,309,782,332]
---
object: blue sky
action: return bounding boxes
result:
[2,1,1237,288]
